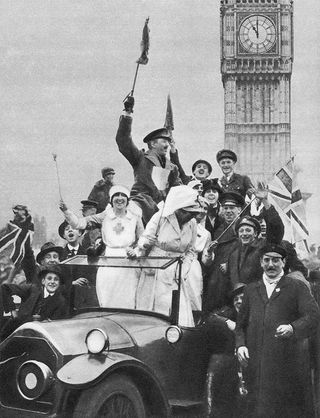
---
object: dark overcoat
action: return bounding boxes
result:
[236,276,320,418]
[203,222,238,312]
[116,115,181,223]
[228,205,284,286]
[88,179,113,213]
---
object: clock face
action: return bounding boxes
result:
[239,15,276,54]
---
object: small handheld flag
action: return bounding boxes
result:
[136,17,150,65]
[124,18,150,101]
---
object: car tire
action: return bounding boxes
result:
[73,373,146,418]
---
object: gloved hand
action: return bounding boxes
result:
[123,95,135,113]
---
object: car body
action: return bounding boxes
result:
[0,256,224,417]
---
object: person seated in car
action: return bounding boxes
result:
[0,265,68,340]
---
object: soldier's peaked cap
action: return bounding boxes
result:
[143,128,172,143]
[216,149,237,163]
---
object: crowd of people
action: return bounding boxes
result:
[0,95,319,417]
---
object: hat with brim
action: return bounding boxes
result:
[259,243,287,259]
[143,128,172,143]
[235,216,261,236]
[12,204,28,213]
[192,159,212,175]
[230,282,246,299]
[220,192,245,207]
[216,149,237,163]
[81,200,98,209]
[39,265,64,284]
[58,221,84,239]
[36,242,64,264]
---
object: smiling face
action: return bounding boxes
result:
[63,225,82,245]
[42,272,61,295]
[193,163,210,181]
[260,254,285,279]
[111,193,128,211]
[238,225,257,245]
[219,158,235,176]
[150,137,170,156]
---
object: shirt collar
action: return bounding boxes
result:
[263,270,284,285]
[67,244,80,252]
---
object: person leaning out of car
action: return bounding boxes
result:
[0,265,68,340]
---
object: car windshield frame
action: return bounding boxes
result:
[60,256,183,325]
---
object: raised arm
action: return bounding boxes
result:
[59,201,105,230]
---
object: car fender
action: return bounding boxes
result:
[58,351,155,388]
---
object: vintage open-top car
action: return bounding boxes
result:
[0,256,224,417]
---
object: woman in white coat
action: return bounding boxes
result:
[128,185,206,327]
[60,185,144,308]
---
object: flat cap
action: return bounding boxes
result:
[81,199,98,208]
[192,159,212,175]
[12,204,28,213]
[143,128,172,143]
[216,149,237,163]
[259,243,287,259]
[220,191,245,207]
[101,167,115,176]
[235,216,261,235]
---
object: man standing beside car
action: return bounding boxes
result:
[236,243,320,418]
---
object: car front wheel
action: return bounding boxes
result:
[73,374,146,418]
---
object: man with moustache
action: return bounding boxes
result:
[236,243,320,418]
[116,96,181,224]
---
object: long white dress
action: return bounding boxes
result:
[135,211,197,327]
[64,206,144,308]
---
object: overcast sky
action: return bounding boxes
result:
[1,0,320,243]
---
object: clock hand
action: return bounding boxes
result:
[252,24,258,36]
[256,18,259,38]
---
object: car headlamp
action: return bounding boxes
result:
[85,328,109,354]
[165,326,182,344]
[17,360,53,400]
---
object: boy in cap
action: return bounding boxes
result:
[88,167,115,213]
[0,265,68,340]
[236,243,319,418]
[116,96,182,224]
[216,149,254,198]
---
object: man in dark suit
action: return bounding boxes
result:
[116,96,182,224]
[58,221,97,310]
[0,265,67,340]
[236,243,320,418]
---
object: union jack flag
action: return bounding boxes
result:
[268,157,309,247]
[0,220,34,265]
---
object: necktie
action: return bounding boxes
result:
[69,249,76,257]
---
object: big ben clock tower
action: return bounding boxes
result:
[220,0,293,180]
